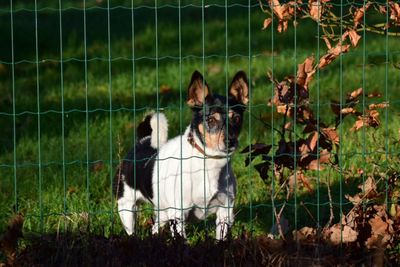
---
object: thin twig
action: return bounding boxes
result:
[325,168,334,229]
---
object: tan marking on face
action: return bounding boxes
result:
[211,113,221,121]
[228,111,234,118]
[198,123,226,151]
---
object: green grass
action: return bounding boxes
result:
[1,1,400,241]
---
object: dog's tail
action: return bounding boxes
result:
[137,112,168,149]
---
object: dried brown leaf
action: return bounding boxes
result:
[309,0,323,21]
[297,56,315,88]
[277,20,288,33]
[351,117,365,131]
[369,216,388,236]
[345,193,362,206]
[284,121,293,130]
[294,226,316,241]
[359,176,377,193]
[270,0,285,20]
[262,18,272,30]
[318,43,350,69]
[366,215,392,249]
[307,149,330,170]
[348,87,363,101]
[348,30,361,47]
[390,3,400,25]
[329,224,358,245]
[329,43,350,57]
[277,105,288,114]
[321,127,339,144]
[353,2,372,28]
[341,107,355,115]
[369,102,389,109]
[299,131,318,159]
[299,172,313,193]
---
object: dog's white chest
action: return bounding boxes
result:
[152,130,232,210]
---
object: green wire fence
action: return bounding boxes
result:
[0,0,399,253]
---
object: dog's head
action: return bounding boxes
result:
[187,70,249,156]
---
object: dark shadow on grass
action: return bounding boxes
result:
[234,177,366,233]
[5,230,393,266]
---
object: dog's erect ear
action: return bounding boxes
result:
[229,71,249,105]
[187,70,211,107]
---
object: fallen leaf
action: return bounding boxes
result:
[366,215,392,249]
[329,224,358,245]
[321,127,339,144]
[345,193,362,205]
[358,176,377,197]
[307,149,330,170]
[293,226,316,241]
[369,216,388,236]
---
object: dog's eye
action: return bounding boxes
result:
[207,117,217,125]
[231,115,241,124]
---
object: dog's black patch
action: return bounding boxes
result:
[114,120,156,201]
[136,114,153,140]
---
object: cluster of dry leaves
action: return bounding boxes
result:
[261,1,400,35]
[242,50,388,191]
[240,0,400,257]
[295,175,400,252]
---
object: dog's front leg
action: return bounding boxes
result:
[215,196,234,241]
[152,209,169,235]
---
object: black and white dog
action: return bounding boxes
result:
[114,70,249,240]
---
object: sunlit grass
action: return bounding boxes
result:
[0,1,399,241]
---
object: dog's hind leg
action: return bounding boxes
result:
[117,197,137,235]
